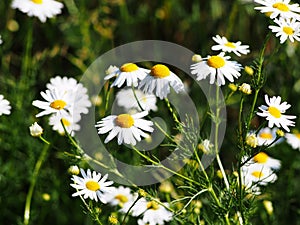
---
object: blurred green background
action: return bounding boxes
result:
[1,0,300,224]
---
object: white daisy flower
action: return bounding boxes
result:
[32,88,73,117]
[11,0,64,23]
[250,152,281,170]
[116,88,157,112]
[104,63,148,88]
[257,95,296,132]
[70,168,113,203]
[102,186,138,213]
[190,52,242,86]
[211,35,250,56]
[269,17,300,43]
[285,132,300,150]
[241,162,278,187]
[46,76,92,116]
[254,0,300,20]
[0,95,11,116]
[132,198,173,225]
[257,127,282,146]
[49,113,81,136]
[138,64,185,99]
[95,111,154,145]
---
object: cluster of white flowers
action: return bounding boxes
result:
[241,152,281,194]
[70,168,173,225]
[190,34,249,86]
[32,76,91,136]
[255,0,300,43]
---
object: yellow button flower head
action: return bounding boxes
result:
[257,95,296,132]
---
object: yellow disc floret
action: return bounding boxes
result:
[50,100,67,110]
[147,201,160,210]
[150,64,170,78]
[259,132,273,139]
[115,194,129,203]
[253,152,269,163]
[61,118,71,127]
[225,42,236,48]
[268,106,281,118]
[207,56,225,68]
[120,63,139,72]
[32,0,43,4]
[251,171,264,178]
[85,180,100,191]
[283,26,294,35]
[272,3,289,12]
[115,114,134,128]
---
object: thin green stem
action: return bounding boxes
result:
[23,138,50,225]
[121,196,141,225]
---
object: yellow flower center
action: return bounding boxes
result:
[32,0,43,4]
[147,201,160,210]
[283,26,294,35]
[85,180,100,191]
[50,100,67,110]
[207,56,225,69]
[115,114,134,128]
[115,194,129,203]
[253,152,269,163]
[150,64,170,78]
[295,133,300,139]
[251,171,264,178]
[120,63,139,72]
[268,106,281,118]
[225,42,236,48]
[259,132,273,139]
[61,118,71,127]
[272,2,289,12]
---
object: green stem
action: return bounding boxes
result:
[23,138,50,225]
[121,196,141,225]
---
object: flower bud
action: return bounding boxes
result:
[29,122,43,137]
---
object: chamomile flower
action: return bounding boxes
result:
[285,132,300,150]
[250,152,281,170]
[0,95,11,116]
[116,88,157,112]
[257,127,282,146]
[104,63,148,88]
[133,199,173,225]
[257,95,296,132]
[254,0,300,20]
[211,35,250,56]
[70,168,113,203]
[49,113,81,136]
[138,64,185,99]
[46,76,92,116]
[95,111,154,145]
[102,186,138,213]
[29,122,43,137]
[241,162,278,187]
[190,52,242,86]
[269,17,300,43]
[11,0,64,23]
[32,88,72,117]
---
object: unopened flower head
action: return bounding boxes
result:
[11,0,64,23]
[246,133,258,148]
[138,64,185,99]
[70,168,113,203]
[244,66,254,76]
[190,52,242,86]
[104,63,148,88]
[254,0,300,20]
[228,83,238,92]
[68,165,80,175]
[192,54,202,62]
[95,111,154,146]
[257,95,296,132]
[211,35,250,56]
[0,95,11,116]
[29,122,43,137]
[269,17,300,43]
[239,83,252,95]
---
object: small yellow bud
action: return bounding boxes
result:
[194,207,201,214]
[138,189,147,197]
[228,83,238,92]
[276,129,285,137]
[216,170,223,179]
[233,171,239,177]
[194,200,202,208]
[7,20,19,32]
[159,181,173,193]
[246,133,258,148]
[192,54,202,62]
[244,66,254,76]
[42,193,51,201]
[263,200,273,215]
[68,165,80,175]
[108,215,119,225]
[239,83,252,95]
[198,139,213,154]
